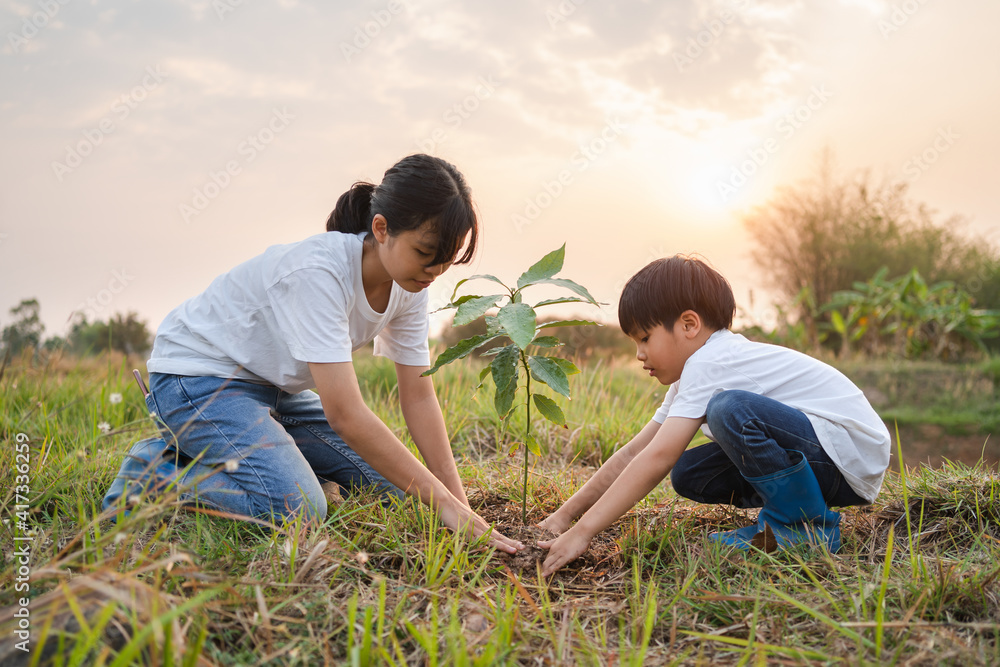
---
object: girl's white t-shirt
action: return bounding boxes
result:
[653,329,890,502]
[147,232,430,393]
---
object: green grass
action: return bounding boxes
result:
[1,349,999,665]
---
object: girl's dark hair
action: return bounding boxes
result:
[618,255,735,335]
[326,154,478,266]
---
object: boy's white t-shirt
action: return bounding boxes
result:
[147,232,430,393]
[653,329,890,502]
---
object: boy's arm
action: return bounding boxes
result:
[394,362,469,508]
[539,419,662,534]
[539,416,703,576]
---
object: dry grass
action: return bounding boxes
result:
[1,353,999,665]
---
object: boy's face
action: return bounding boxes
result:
[629,317,701,385]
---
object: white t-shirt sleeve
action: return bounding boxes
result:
[652,384,679,423]
[652,358,761,423]
[373,292,431,366]
[266,267,354,363]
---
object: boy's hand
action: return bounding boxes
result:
[538,526,593,576]
[536,511,570,536]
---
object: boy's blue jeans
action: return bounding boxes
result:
[670,390,867,509]
[145,372,403,522]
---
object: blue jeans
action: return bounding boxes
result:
[670,390,866,509]
[146,373,403,522]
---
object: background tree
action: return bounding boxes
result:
[68,311,152,356]
[1,298,45,355]
[744,150,999,348]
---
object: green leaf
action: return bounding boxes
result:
[422,333,500,375]
[533,394,567,429]
[551,357,580,376]
[531,278,600,305]
[474,366,492,392]
[491,345,519,418]
[538,319,600,329]
[529,335,562,348]
[450,274,507,302]
[525,433,542,456]
[533,296,588,308]
[528,356,570,397]
[830,310,846,335]
[454,294,504,326]
[516,245,565,289]
[430,293,480,314]
[484,314,502,335]
[497,302,537,350]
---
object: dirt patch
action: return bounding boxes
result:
[471,492,626,583]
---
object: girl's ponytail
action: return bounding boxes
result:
[326,182,375,233]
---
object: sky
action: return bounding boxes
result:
[2,0,998,343]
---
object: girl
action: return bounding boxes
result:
[103,154,523,554]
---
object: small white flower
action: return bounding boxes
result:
[127,494,142,506]
[225,459,240,472]
[149,412,158,420]
[109,393,123,404]
[354,551,370,565]
[97,422,111,434]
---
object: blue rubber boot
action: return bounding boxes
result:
[102,437,182,517]
[744,451,841,552]
[708,523,762,548]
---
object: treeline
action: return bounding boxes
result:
[741,152,1000,360]
[1,298,152,358]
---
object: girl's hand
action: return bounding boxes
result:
[538,527,592,576]
[439,501,524,554]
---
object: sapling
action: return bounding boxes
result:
[423,245,601,524]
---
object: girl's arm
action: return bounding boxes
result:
[395,363,470,508]
[538,419,662,534]
[539,416,703,576]
[310,362,522,553]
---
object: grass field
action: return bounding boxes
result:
[1,350,999,665]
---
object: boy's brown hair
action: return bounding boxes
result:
[618,255,735,336]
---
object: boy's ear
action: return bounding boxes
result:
[678,310,702,337]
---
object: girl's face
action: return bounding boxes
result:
[373,217,455,293]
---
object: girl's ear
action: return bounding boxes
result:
[371,214,389,244]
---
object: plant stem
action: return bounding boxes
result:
[522,353,531,525]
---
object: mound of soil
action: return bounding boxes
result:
[472,492,625,582]
[496,524,557,572]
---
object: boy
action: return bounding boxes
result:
[538,256,890,575]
